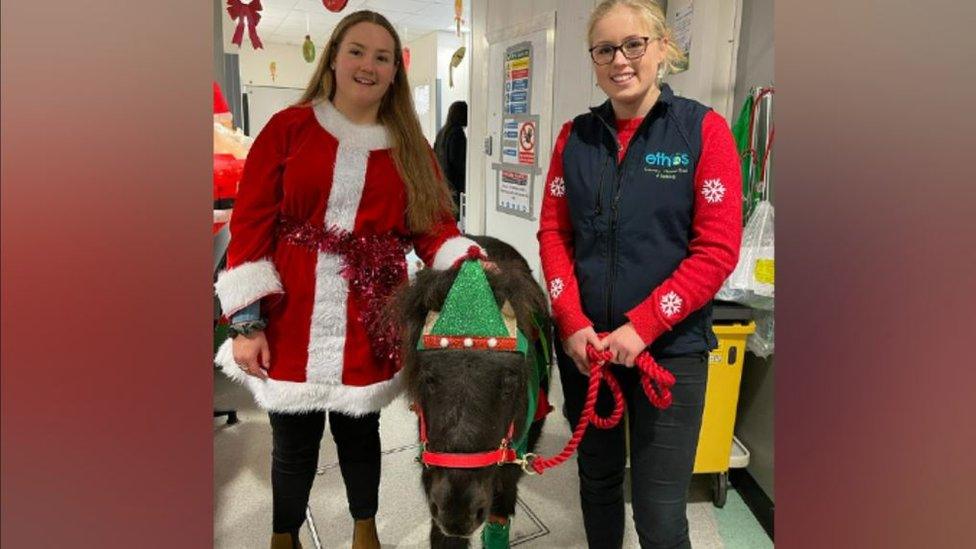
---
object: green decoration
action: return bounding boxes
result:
[481,520,511,549]
[417,260,528,355]
[732,95,753,223]
[433,260,507,337]
[302,35,316,63]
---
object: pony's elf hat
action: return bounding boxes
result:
[417,259,528,355]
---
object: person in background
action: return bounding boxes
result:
[537,1,743,547]
[213,10,486,549]
[433,100,468,218]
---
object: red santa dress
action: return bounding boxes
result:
[214,101,479,415]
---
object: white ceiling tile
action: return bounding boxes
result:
[297,0,370,14]
[260,0,300,9]
[363,0,429,14]
[399,10,456,30]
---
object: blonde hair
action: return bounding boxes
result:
[296,10,454,233]
[588,0,687,77]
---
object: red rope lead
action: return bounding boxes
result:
[528,339,675,475]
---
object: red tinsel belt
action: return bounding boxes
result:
[277,217,410,365]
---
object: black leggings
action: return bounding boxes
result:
[268,410,381,534]
[556,345,708,549]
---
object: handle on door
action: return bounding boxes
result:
[483,134,493,156]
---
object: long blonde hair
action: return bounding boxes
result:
[588,0,687,77]
[296,10,453,233]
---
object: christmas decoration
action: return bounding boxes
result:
[416,259,529,355]
[303,35,316,63]
[449,46,465,88]
[322,0,348,12]
[269,61,277,82]
[277,216,410,364]
[302,13,316,63]
[454,0,464,36]
[226,0,264,50]
[213,81,251,234]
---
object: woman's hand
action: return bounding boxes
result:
[603,322,647,367]
[232,331,270,380]
[562,326,606,376]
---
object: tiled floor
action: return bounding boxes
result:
[214,367,771,548]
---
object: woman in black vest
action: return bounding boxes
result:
[537,1,743,547]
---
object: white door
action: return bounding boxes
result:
[482,13,556,283]
[663,0,742,120]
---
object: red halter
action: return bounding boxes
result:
[410,334,676,474]
[412,404,523,468]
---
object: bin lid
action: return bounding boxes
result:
[712,300,754,321]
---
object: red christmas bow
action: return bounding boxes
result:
[227,0,264,50]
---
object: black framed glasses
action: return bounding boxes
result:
[589,36,655,65]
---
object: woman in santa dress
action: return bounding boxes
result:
[213,10,482,549]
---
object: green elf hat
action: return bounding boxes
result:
[417,259,529,355]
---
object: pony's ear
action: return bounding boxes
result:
[500,300,516,319]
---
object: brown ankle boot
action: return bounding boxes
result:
[270,531,302,549]
[351,517,380,549]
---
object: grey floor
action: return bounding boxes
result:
[214,366,771,548]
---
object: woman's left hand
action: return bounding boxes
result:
[603,322,647,367]
[480,259,500,274]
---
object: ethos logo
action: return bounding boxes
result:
[645,151,690,167]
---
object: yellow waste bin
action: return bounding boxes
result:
[693,321,756,507]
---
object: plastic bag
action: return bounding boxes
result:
[717,199,774,309]
[746,307,775,357]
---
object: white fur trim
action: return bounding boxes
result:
[327,144,370,232]
[313,101,390,151]
[214,259,283,317]
[304,139,371,383]
[213,209,232,224]
[306,252,349,384]
[215,340,404,415]
[431,236,485,270]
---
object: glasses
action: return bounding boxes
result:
[589,36,655,65]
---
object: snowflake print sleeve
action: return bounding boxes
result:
[537,121,593,340]
[624,110,743,344]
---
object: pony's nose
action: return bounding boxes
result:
[433,507,483,537]
[440,516,479,537]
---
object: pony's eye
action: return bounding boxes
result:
[421,371,439,388]
[500,371,518,396]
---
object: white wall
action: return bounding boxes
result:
[435,31,470,132]
[237,41,320,90]
[661,0,742,121]
[404,31,440,144]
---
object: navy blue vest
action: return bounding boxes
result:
[562,85,718,357]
